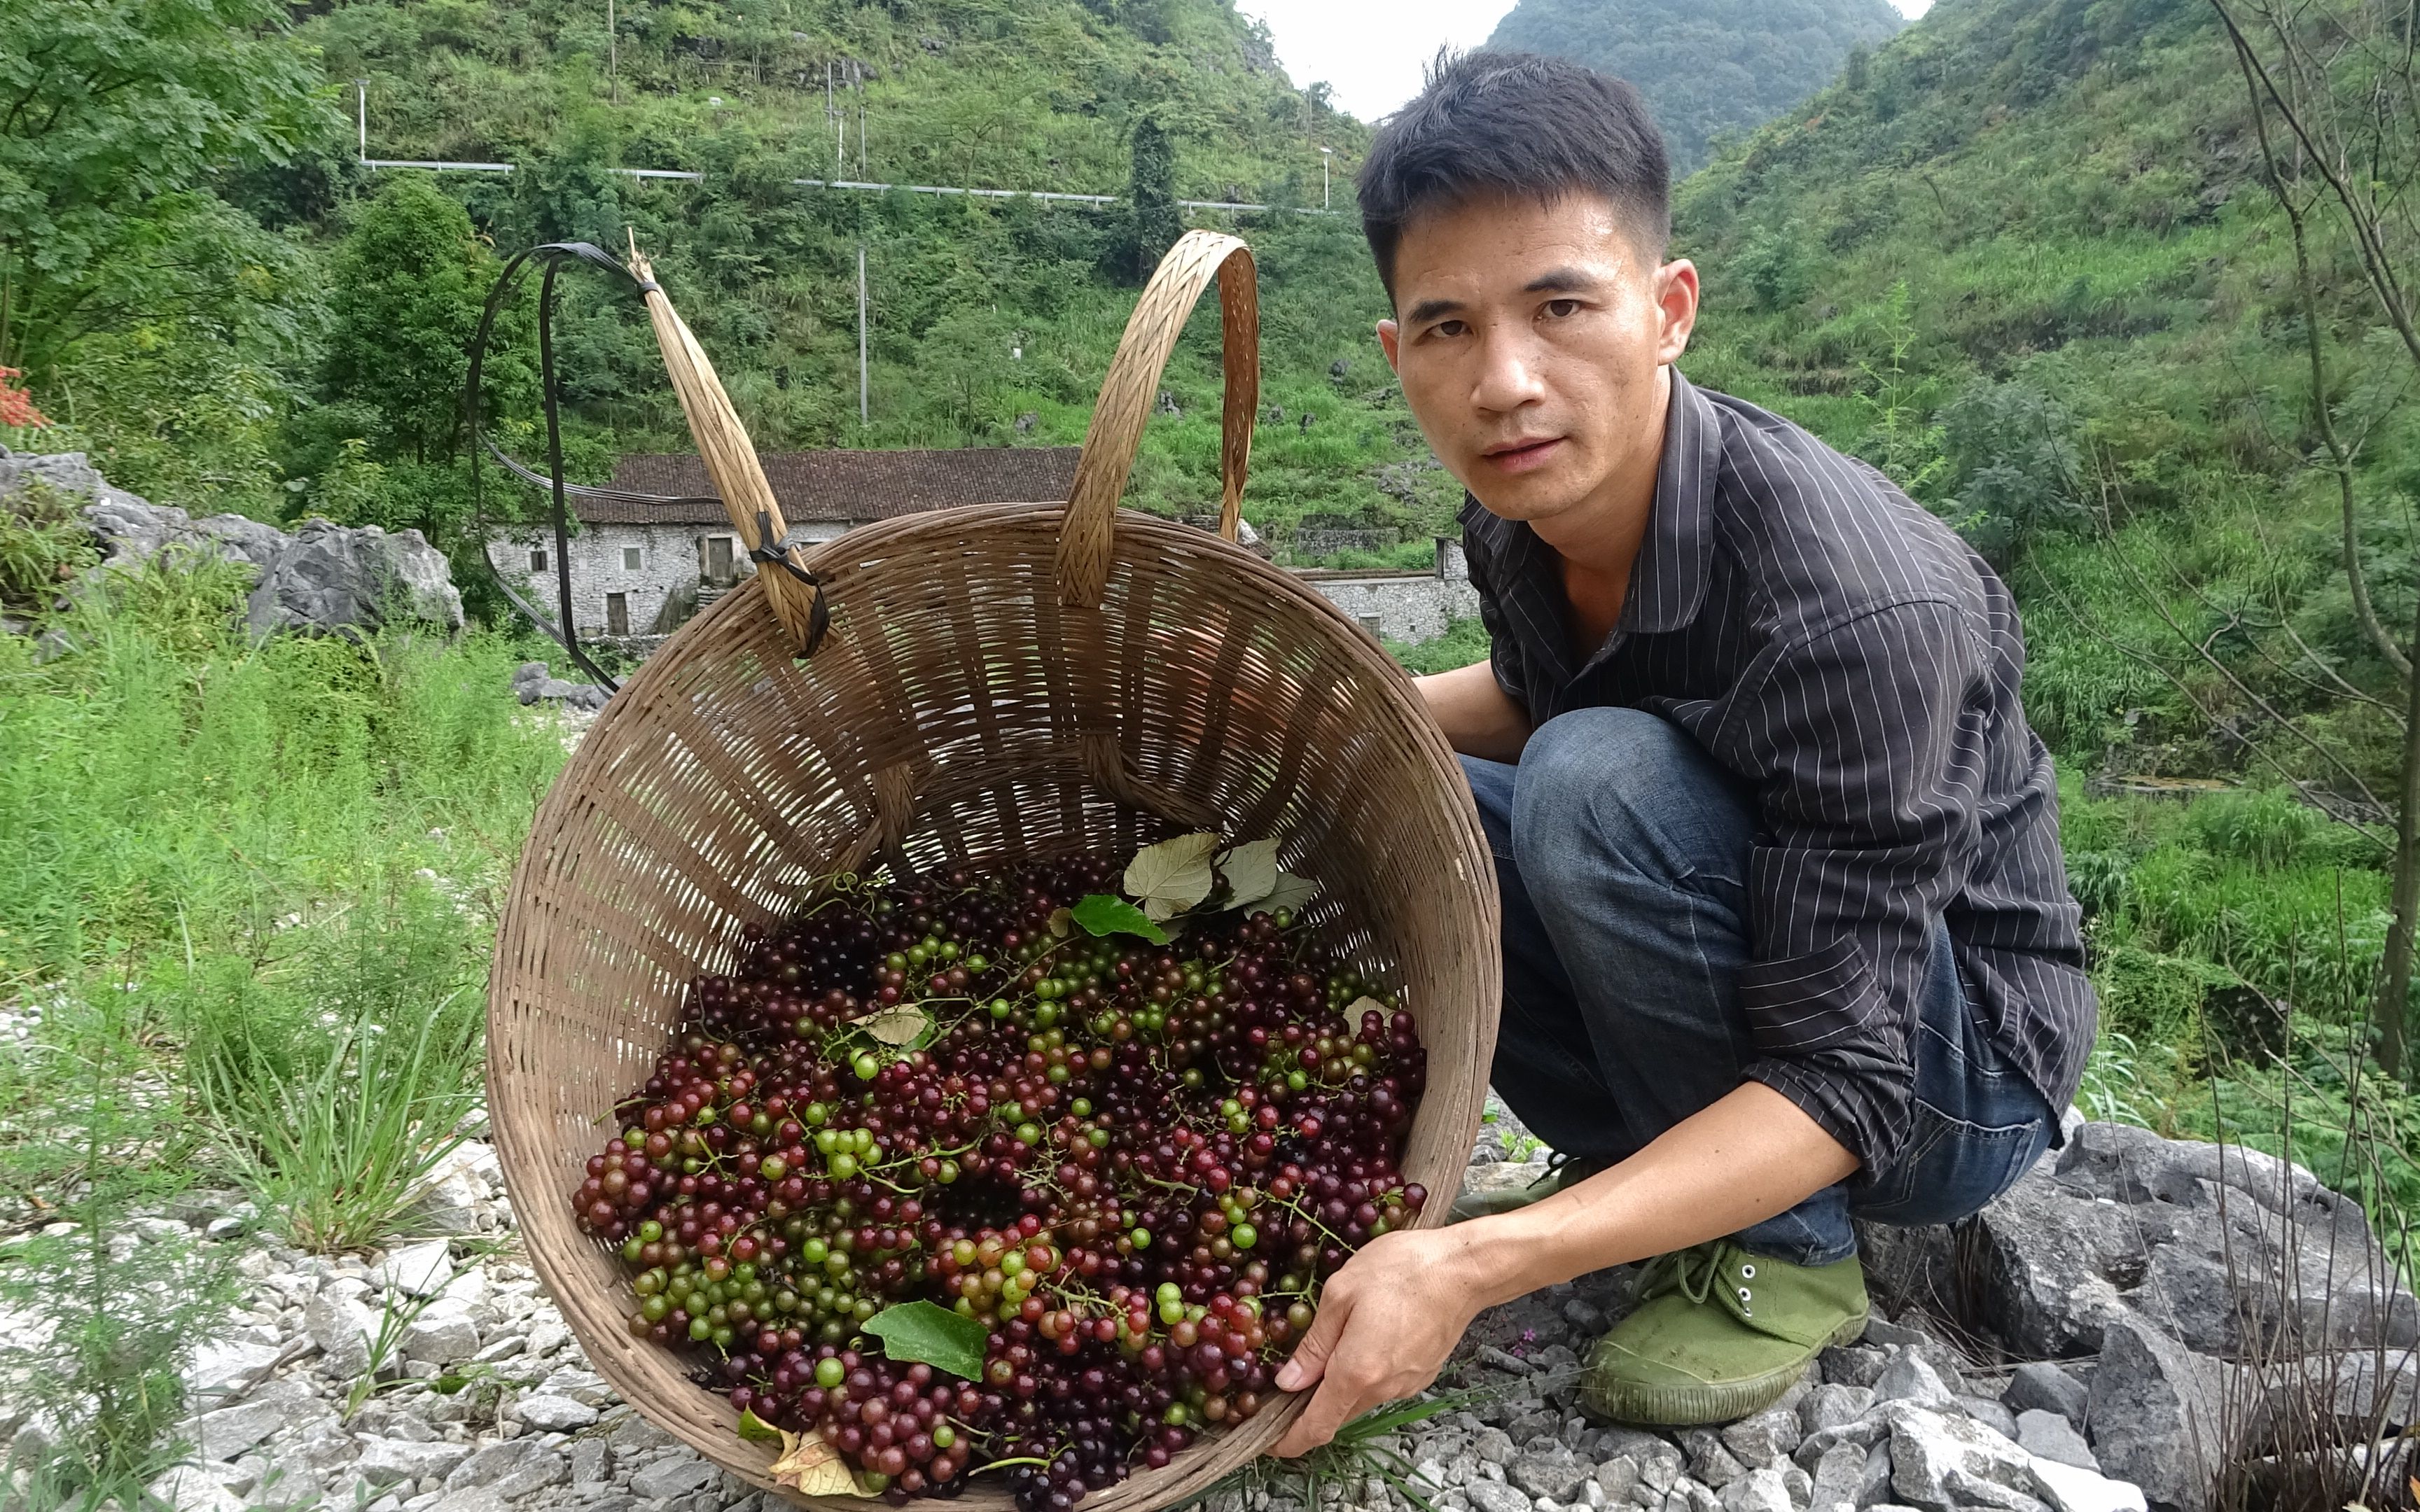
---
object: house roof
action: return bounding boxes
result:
[591,447,1084,526]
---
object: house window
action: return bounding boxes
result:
[623,545,643,572]
[529,546,548,573]
[606,593,630,636]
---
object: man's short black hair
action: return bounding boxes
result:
[1357,50,1670,303]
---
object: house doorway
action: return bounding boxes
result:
[606,593,630,636]
[702,535,737,587]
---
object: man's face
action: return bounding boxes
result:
[1377,191,1698,528]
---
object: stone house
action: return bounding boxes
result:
[485,447,1083,640]
[486,444,1475,647]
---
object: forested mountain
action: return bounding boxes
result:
[1676,0,2420,1143]
[4,0,1452,598]
[1486,0,1905,175]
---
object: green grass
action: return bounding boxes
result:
[0,551,569,1490]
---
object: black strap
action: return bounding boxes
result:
[747,509,832,657]
[464,241,795,691]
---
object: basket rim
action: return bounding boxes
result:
[484,504,1501,1511]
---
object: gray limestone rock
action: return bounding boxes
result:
[1681,1430,1748,1490]
[357,1438,474,1488]
[184,1339,283,1408]
[2085,1317,2229,1512]
[401,1302,480,1365]
[307,1289,377,1379]
[1807,1444,1868,1512]
[2002,1364,2089,1428]
[373,1240,454,1298]
[513,1394,600,1432]
[1468,1481,1537,1512]
[1822,1346,1891,1390]
[1801,1385,1878,1436]
[1879,1406,2036,1512]
[628,1457,722,1502]
[2014,1411,2096,1472]
[2026,1460,2146,1512]
[1512,1445,1594,1503]
[1959,1397,2019,1441]
[248,518,463,638]
[1717,1467,1796,1512]
[1723,1409,1802,1469]
[1874,1354,1958,1411]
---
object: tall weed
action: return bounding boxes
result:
[0,990,237,1507]
[170,876,487,1252]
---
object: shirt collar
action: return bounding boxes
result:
[1457,366,1723,671]
[1623,368,1721,638]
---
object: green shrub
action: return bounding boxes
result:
[172,876,486,1252]
[0,479,98,615]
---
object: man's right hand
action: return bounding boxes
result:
[1267,1226,1498,1457]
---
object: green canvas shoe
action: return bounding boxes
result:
[1582,1240,1868,1427]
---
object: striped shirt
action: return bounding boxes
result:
[1464,368,2095,1180]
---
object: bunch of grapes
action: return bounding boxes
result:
[572,854,1429,1507]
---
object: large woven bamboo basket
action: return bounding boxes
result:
[486,231,1502,1512]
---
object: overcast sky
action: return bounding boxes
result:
[1235,0,1935,123]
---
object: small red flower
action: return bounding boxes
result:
[0,367,50,428]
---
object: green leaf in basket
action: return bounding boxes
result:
[1255,869,1320,918]
[863,1300,990,1380]
[737,1408,784,1444]
[1071,894,1168,944]
[1125,831,1221,920]
[1218,839,1281,910]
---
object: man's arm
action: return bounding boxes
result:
[1417,660,1533,762]
[1270,1083,1856,1455]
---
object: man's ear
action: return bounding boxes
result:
[1376,319,1402,373]
[1654,260,1700,366]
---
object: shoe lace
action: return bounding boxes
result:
[1633,1240,1729,1306]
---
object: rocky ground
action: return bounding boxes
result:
[5,1100,2409,1512]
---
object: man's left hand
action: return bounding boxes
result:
[1269,1226,1487,1457]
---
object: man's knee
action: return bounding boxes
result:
[1509,708,1751,892]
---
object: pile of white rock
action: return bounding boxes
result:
[4,1101,2405,1512]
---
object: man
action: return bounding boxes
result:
[1270,52,2094,1448]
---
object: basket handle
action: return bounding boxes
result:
[627,240,828,657]
[1055,230,1260,609]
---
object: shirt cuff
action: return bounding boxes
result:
[1737,938,1912,1176]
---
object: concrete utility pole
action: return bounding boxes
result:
[858,244,870,426]
[1320,146,1332,209]
[356,80,368,159]
[608,0,618,104]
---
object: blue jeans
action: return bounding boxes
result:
[1463,707,2056,1268]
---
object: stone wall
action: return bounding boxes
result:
[1302,536,1480,647]
[488,523,1482,647]
[485,521,852,638]
[1307,571,1482,645]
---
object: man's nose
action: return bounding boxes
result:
[1469,326,1548,415]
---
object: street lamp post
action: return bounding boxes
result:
[1319,146,1333,209]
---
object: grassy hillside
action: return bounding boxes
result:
[11,0,1463,583]
[1487,0,1905,174]
[1674,0,2420,1172]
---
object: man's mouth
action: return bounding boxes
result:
[1479,437,1564,475]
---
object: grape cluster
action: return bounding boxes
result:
[574,855,1429,1506]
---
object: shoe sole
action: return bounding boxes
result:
[1580,1310,1871,1428]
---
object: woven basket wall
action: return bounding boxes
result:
[486,231,1503,1512]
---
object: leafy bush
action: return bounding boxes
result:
[0,479,97,615]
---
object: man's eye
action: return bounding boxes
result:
[1543,300,1581,318]
[1429,319,1469,338]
